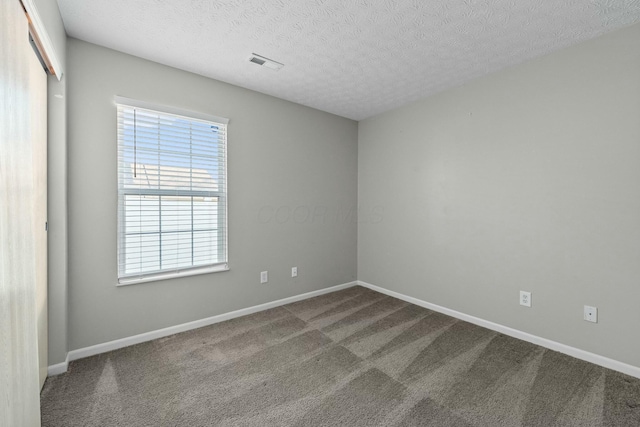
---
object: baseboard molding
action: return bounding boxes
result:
[51,281,357,373]
[52,279,639,379]
[358,280,640,379]
[47,353,69,376]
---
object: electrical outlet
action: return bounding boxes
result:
[260,271,268,284]
[291,267,298,277]
[520,291,531,307]
[584,305,597,323]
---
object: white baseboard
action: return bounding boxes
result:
[51,279,639,379]
[358,280,640,379]
[47,353,69,376]
[48,281,358,375]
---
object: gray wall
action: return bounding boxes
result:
[67,39,358,350]
[33,0,68,367]
[47,70,67,366]
[358,23,640,367]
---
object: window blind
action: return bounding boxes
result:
[116,97,228,284]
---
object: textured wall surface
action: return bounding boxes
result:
[57,0,640,120]
[358,23,640,367]
[66,39,357,350]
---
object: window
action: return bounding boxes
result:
[116,97,228,285]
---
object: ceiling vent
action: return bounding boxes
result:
[249,53,284,71]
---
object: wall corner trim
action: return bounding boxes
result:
[357,280,640,379]
[52,281,358,374]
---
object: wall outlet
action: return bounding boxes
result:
[260,271,268,284]
[520,291,531,307]
[291,267,298,277]
[584,305,598,323]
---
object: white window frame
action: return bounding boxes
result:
[115,96,229,285]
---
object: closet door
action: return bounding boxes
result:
[0,0,48,424]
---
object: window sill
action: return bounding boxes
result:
[117,263,229,286]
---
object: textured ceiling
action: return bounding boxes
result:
[57,0,640,120]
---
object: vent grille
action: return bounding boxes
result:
[248,54,284,71]
[249,57,266,66]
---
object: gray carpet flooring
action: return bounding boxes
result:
[41,286,640,426]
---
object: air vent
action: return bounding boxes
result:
[249,57,266,66]
[248,53,284,71]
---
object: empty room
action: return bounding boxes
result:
[2,0,640,425]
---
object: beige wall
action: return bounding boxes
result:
[66,38,358,350]
[358,23,640,367]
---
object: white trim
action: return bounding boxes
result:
[117,263,230,286]
[357,280,640,379]
[48,280,640,379]
[114,96,229,124]
[60,282,357,368]
[21,0,63,80]
[47,353,69,376]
